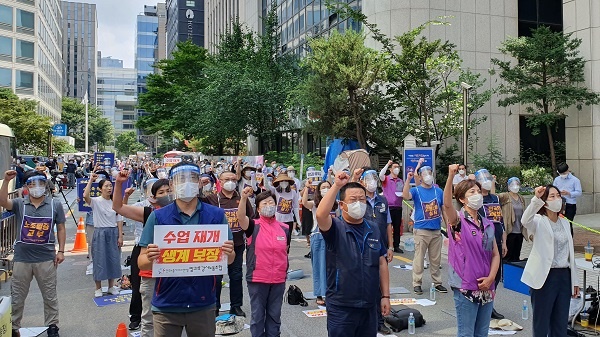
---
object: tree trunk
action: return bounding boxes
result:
[546,124,557,177]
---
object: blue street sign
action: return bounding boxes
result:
[52,124,68,137]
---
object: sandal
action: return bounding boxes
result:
[316,297,326,306]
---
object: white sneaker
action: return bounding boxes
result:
[94,289,103,297]
[108,286,120,295]
[292,230,299,236]
[424,260,429,269]
[86,263,93,270]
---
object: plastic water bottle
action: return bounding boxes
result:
[522,300,529,320]
[408,312,416,334]
[429,283,436,301]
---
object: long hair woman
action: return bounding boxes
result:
[521,185,579,337]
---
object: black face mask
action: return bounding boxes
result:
[155,195,173,207]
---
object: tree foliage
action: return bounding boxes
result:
[292,29,396,152]
[52,137,76,154]
[491,26,600,174]
[0,88,52,154]
[61,97,114,150]
[115,131,146,156]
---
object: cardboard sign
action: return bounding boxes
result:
[303,309,327,317]
[93,152,115,169]
[77,178,131,212]
[0,297,11,337]
[93,293,132,307]
[403,148,435,185]
[306,171,323,185]
[152,225,228,278]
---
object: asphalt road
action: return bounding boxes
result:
[0,189,542,336]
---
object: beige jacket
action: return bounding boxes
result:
[498,192,530,241]
[520,196,579,293]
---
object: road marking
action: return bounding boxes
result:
[394,255,413,263]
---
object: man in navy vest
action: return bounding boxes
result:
[138,161,235,337]
[316,171,391,337]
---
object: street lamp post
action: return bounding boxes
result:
[461,82,473,166]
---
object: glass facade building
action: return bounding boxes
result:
[60,1,98,105]
[166,0,204,57]
[0,0,63,121]
[136,6,159,95]
[97,57,137,136]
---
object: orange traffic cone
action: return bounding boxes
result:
[70,217,88,253]
[115,322,127,337]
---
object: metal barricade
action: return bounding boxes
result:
[0,190,18,282]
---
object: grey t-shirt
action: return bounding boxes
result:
[511,197,524,234]
[11,197,66,263]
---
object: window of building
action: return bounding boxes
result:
[16,70,33,88]
[0,5,12,28]
[16,40,34,59]
[518,0,562,37]
[16,9,34,31]
[0,36,11,56]
[0,67,11,87]
[186,1,195,7]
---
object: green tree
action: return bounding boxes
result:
[115,131,146,156]
[491,26,600,174]
[52,137,76,154]
[0,88,52,154]
[292,30,394,151]
[60,97,114,150]
[331,3,491,157]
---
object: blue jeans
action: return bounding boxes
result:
[453,288,494,337]
[311,233,326,297]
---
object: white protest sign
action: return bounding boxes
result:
[152,225,228,277]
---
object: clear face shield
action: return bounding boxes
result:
[507,177,521,193]
[144,178,159,198]
[156,168,168,180]
[170,165,201,201]
[361,170,379,192]
[475,169,494,191]
[419,166,434,185]
[26,175,48,198]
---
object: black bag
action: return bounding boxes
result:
[286,285,308,306]
[384,307,426,332]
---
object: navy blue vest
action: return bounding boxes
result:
[151,201,225,310]
[365,194,390,247]
[325,217,382,308]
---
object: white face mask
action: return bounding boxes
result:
[392,168,400,176]
[260,205,276,218]
[545,199,562,213]
[560,173,569,179]
[320,188,329,196]
[279,181,289,189]
[222,181,237,192]
[481,181,493,191]
[243,171,251,179]
[344,201,367,219]
[271,164,277,168]
[288,172,295,179]
[509,185,520,194]
[202,184,212,192]
[29,186,46,198]
[458,170,465,175]
[365,181,378,193]
[422,175,433,186]
[466,193,483,210]
[174,182,198,202]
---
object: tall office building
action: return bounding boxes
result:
[166,0,204,57]
[60,1,98,104]
[0,0,63,121]
[157,3,167,62]
[136,5,159,96]
[97,56,136,135]
[205,0,242,53]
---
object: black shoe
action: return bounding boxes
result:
[128,321,140,330]
[47,324,59,337]
[434,285,448,293]
[414,286,423,295]
[378,324,392,334]
[230,306,246,317]
[12,329,20,337]
[304,252,311,259]
[491,308,505,319]
[393,247,404,253]
[215,309,220,317]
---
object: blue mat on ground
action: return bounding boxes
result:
[93,293,132,307]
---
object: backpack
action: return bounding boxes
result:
[286,285,308,306]
[384,307,426,332]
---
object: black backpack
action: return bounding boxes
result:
[286,285,308,306]
[384,307,426,332]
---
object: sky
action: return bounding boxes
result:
[85,0,151,68]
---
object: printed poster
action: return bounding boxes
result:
[306,171,323,185]
[403,148,435,185]
[163,157,182,169]
[152,225,228,278]
[77,178,131,212]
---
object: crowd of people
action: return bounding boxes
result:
[0,153,586,337]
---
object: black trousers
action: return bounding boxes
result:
[216,244,246,310]
[389,207,402,249]
[129,245,142,323]
[531,268,571,337]
[564,203,576,236]
[505,233,524,262]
